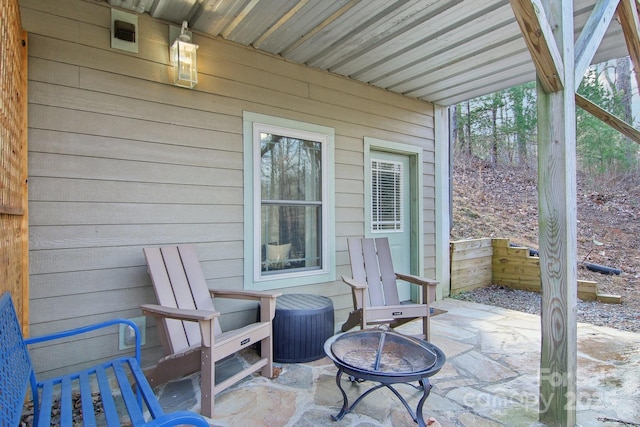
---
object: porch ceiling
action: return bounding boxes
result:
[106,0,628,106]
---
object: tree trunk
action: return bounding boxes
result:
[512,87,528,165]
[491,104,498,165]
[451,105,458,147]
[466,101,472,156]
[615,57,633,124]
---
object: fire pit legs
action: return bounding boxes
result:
[415,378,433,426]
[324,330,444,427]
[330,368,433,427]
[332,368,350,421]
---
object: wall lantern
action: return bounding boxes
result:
[170,21,198,89]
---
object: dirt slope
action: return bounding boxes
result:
[450,157,639,311]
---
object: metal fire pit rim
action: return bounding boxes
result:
[324,329,446,379]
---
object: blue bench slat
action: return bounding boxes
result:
[60,376,73,425]
[127,358,166,419]
[113,359,146,425]
[37,381,54,427]
[79,370,98,427]
[95,364,122,427]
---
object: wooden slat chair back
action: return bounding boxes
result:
[349,237,401,307]
[341,237,438,340]
[144,245,222,354]
[141,244,280,417]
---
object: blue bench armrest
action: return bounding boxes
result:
[24,318,141,363]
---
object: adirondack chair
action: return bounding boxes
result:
[341,237,438,341]
[140,244,281,418]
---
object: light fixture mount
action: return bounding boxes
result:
[111,9,138,53]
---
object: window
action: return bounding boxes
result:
[243,113,335,289]
[371,159,404,232]
[260,130,322,274]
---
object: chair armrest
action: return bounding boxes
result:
[341,275,368,290]
[395,273,438,287]
[209,290,281,322]
[396,273,438,305]
[140,304,220,322]
[24,318,143,363]
[342,275,368,314]
[210,289,282,301]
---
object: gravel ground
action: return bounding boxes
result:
[453,285,640,333]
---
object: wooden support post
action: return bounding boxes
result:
[537,1,578,425]
[512,0,640,420]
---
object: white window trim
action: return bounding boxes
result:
[243,112,335,290]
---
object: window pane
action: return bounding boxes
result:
[261,205,321,274]
[260,132,323,277]
[371,160,404,231]
[261,133,322,201]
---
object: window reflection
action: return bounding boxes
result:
[260,133,322,274]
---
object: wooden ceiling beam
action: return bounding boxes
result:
[509,0,565,92]
[576,0,640,143]
[617,0,640,91]
[574,0,621,90]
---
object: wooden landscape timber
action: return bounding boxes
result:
[449,238,493,294]
[449,238,621,304]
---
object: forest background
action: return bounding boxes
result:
[453,56,637,174]
[449,56,639,331]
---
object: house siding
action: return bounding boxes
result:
[20,0,437,377]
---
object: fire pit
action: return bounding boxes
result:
[324,328,445,426]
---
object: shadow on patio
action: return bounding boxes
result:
[155,299,640,427]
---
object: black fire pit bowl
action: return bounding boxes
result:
[326,328,445,381]
[324,328,446,427]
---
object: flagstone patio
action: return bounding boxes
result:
[154,298,640,427]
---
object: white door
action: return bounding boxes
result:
[369,151,412,301]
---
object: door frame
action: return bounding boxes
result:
[364,137,424,302]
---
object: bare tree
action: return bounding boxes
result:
[615,56,633,124]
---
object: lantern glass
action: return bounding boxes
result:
[171,39,198,88]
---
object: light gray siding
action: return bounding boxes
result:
[21,0,436,377]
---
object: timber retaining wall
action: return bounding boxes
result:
[450,238,621,303]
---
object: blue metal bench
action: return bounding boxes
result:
[0,292,209,426]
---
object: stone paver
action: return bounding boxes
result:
[153,299,640,426]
